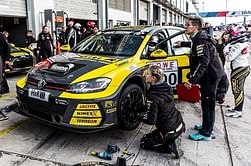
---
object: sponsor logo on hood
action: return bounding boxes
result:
[76,54,121,63]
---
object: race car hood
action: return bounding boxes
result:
[28,52,130,85]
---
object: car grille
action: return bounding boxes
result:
[19,94,68,122]
[27,77,68,91]
[13,57,33,68]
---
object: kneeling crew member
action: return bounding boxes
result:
[139,65,185,159]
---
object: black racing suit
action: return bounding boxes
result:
[25,36,36,48]
[37,32,54,61]
[0,32,10,95]
[58,31,67,46]
[139,81,185,153]
[189,31,225,137]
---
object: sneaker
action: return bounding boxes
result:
[189,133,212,141]
[227,108,237,112]
[194,124,202,130]
[194,124,216,139]
[225,110,242,118]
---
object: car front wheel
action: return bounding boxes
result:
[118,84,144,130]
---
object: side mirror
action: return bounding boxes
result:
[149,49,168,59]
[60,44,71,52]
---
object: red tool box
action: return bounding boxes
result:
[176,84,201,103]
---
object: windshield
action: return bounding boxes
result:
[72,31,145,56]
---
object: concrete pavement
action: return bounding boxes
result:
[0,62,251,165]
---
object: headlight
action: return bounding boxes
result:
[66,78,111,93]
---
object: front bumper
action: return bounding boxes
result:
[16,86,119,133]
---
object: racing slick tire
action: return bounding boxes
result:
[118,84,144,130]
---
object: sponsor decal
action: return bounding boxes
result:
[77,55,120,63]
[69,118,102,126]
[76,104,99,110]
[106,108,117,113]
[55,98,69,105]
[104,101,116,108]
[50,63,75,72]
[127,64,140,71]
[72,110,102,117]
[61,52,77,58]
[148,61,178,87]
[148,60,178,71]
[241,47,247,55]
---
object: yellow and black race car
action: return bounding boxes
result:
[5,44,35,73]
[15,26,191,132]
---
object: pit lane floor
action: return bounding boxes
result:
[1,63,251,166]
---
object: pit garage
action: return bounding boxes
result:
[0,0,27,47]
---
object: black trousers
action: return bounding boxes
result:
[216,72,229,97]
[199,78,221,137]
[0,56,9,95]
[231,66,250,112]
[39,49,53,61]
[140,123,185,153]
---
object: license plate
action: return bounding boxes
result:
[28,89,50,102]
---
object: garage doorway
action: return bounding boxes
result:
[0,17,27,47]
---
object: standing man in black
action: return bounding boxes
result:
[0,31,10,96]
[25,30,36,48]
[58,26,67,46]
[37,26,54,61]
[66,18,77,48]
[184,16,225,141]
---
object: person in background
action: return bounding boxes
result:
[85,21,96,38]
[2,31,9,40]
[37,25,54,61]
[25,30,36,48]
[223,25,250,118]
[58,26,67,46]
[139,65,185,159]
[66,18,77,48]
[74,23,82,44]
[0,31,10,96]
[184,16,224,141]
[85,26,94,38]
[215,32,230,104]
[81,27,87,40]
[93,26,98,34]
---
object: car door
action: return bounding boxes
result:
[164,28,191,89]
[141,28,191,93]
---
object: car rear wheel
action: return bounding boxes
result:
[118,84,144,130]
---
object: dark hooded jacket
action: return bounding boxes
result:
[141,82,184,132]
[189,31,224,85]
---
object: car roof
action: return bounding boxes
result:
[103,25,184,35]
